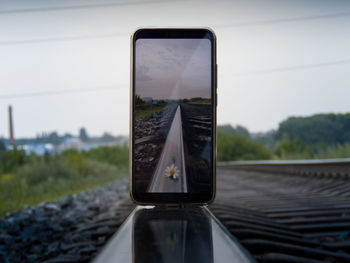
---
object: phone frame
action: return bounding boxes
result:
[130,28,217,205]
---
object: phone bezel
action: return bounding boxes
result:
[130,28,217,205]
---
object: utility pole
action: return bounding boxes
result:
[8,105,14,145]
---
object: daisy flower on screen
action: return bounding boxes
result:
[165,164,180,180]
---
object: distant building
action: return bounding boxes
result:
[56,136,129,153]
[56,137,83,153]
[21,143,54,156]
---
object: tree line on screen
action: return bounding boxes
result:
[135,94,210,105]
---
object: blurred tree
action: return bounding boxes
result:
[0,146,28,173]
[46,132,61,145]
[135,94,144,105]
[0,140,6,156]
[82,145,129,167]
[79,127,89,142]
[101,132,115,142]
[277,113,350,148]
[217,131,270,161]
[274,133,313,159]
[63,133,73,139]
[217,124,250,137]
[252,130,277,151]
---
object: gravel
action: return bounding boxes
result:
[0,177,135,263]
[134,104,177,192]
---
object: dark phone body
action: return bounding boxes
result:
[130,28,217,204]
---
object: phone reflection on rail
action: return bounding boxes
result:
[133,207,213,263]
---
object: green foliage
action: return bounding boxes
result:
[135,94,145,105]
[60,149,89,174]
[274,113,350,159]
[217,131,271,161]
[274,134,313,160]
[252,130,277,151]
[0,146,31,174]
[0,145,129,217]
[135,103,166,120]
[186,97,211,104]
[277,113,350,148]
[82,145,129,167]
[218,124,250,137]
[218,114,350,161]
[0,158,127,217]
[0,140,5,155]
[314,143,350,159]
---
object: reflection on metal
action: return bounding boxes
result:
[134,207,212,263]
[219,158,350,165]
[93,206,255,263]
[219,159,350,178]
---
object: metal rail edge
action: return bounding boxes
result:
[218,158,350,178]
[92,206,256,263]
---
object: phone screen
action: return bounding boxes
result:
[132,29,216,203]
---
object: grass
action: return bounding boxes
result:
[0,146,129,217]
[217,132,271,161]
[135,103,166,120]
[188,98,211,104]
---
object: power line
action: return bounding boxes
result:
[231,59,350,76]
[216,11,350,28]
[0,0,183,15]
[0,85,126,99]
[1,11,350,45]
[0,32,127,45]
[1,58,350,100]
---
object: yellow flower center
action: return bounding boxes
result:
[169,169,175,176]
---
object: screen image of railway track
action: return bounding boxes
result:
[134,99,212,193]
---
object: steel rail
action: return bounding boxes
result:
[92,206,256,263]
[210,164,350,262]
[218,159,350,178]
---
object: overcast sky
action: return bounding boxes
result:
[136,39,211,100]
[0,0,350,138]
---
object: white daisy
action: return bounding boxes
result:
[164,164,180,180]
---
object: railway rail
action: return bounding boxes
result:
[210,159,350,263]
[3,159,350,262]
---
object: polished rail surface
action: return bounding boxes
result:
[93,206,255,263]
[218,158,350,178]
[211,163,350,262]
[90,160,350,263]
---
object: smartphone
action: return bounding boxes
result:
[130,28,217,204]
[133,208,213,263]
